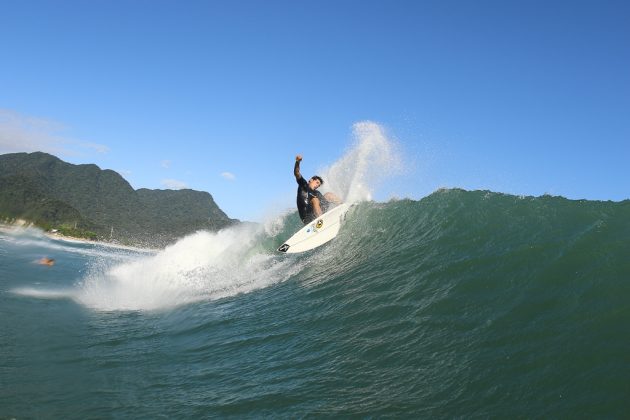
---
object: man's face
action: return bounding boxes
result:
[308,178,321,190]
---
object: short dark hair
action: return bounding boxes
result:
[311,175,324,185]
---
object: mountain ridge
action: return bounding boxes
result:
[0,151,237,247]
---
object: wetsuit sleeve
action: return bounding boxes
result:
[297,175,308,187]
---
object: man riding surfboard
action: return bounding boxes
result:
[294,154,342,224]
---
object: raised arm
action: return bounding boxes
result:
[294,154,303,180]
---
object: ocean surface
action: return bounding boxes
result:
[1,189,629,418]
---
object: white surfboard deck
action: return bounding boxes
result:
[277,203,351,254]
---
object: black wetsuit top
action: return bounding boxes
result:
[296,176,328,224]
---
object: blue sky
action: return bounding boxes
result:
[1,0,628,221]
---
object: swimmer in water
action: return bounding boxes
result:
[37,257,55,266]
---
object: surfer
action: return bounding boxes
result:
[294,154,342,224]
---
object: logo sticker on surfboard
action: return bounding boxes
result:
[277,243,290,253]
[315,220,324,229]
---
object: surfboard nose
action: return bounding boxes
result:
[277,244,290,253]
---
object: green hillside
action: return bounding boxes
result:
[0,152,237,246]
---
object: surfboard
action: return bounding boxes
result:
[277,203,351,254]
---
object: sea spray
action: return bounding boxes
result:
[75,224,299,311]
[320,121,403,203]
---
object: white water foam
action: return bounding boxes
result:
[1,225,146,260]
[73,223,301,311]
[11,287,77,300]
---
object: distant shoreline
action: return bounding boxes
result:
[0,222,156,252]
[0,220,97,244]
